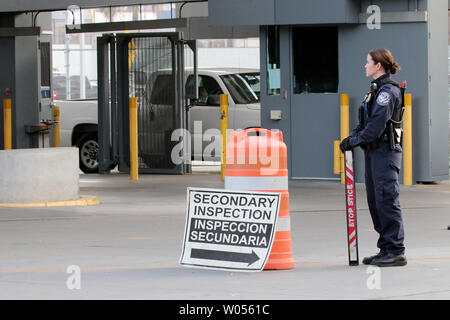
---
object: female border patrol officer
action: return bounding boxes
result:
[340,48,407,267]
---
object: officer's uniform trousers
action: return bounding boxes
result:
[364,142,405,255]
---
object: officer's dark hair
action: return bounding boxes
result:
[369,48,401,75]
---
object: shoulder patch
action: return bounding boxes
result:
[376,91,391,106]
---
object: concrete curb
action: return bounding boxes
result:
[0,196,99,207]
[0,148,79,203]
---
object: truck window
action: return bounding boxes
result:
[238,72,260,99]
[220,73,259,104]
[186,75,223,105]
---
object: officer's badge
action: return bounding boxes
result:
[376,92,391,106]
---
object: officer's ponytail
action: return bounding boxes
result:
[369,48,401,75]
[390,61,401,75]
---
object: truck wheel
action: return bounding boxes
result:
[78,134,99,174]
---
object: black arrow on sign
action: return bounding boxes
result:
[190,248,260,266]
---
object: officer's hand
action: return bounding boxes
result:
[339,137,352,153]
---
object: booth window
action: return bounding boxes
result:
[266,26,280,96]
[40,42,51,99]
[292,27,338,94]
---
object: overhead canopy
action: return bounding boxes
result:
[0,0,203,13]
[208,0,360,26]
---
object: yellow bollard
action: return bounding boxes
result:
[340,94,350,184]
[3,98,12,150]
[333,140,341,175]
[129,97,138,181]
[128,39,137,69]
[403,94,413,186]
[220,94,229,181]
[53,106,60,147]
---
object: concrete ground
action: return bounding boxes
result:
[0,164,449,300]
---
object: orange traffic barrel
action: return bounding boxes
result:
[225,128,294,270]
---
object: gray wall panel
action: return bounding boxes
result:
[0,14,15,150]
[338,22,429,182]
[209,0,275,26]
[275,0,359,25]
[179,17,259,40]
[14,36,40,148]
[258,14,440,182]
[289,94,340,179]
[209,0,430,26]
[428,0,449,180]
[360,0,427,13]
[210,0,360,26]
[0,37,15,149]
[371,0,410,11]
[417,0,428,10]
[0,0,195,12]
[360,1,370,12]
[260,26,293,175]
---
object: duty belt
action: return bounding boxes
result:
[363,134,394,151]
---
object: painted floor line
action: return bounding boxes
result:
[0,196,99,208]
[1,256,450,274]
[415,185,450,190]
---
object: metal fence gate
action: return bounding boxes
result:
[98,32,196,174]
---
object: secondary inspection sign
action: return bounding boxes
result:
[180,188,281,272]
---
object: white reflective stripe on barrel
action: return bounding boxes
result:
[276,216,291,232]
[224,176,288,191]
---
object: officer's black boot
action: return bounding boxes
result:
[362,252,387,265]
[371,253,407,267]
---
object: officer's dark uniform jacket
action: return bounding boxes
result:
[348,73,402,149]
[348,73,405,255]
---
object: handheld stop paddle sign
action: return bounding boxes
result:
[344,150,359,266]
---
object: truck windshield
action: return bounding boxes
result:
[219,73,260,104]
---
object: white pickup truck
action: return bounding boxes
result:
[57,68,261,173]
